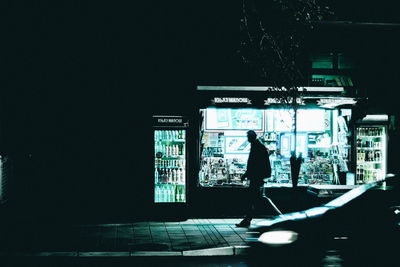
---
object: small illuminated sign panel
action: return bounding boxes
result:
[153,116,189,127]
[157,118,183,123]
[264,98,305,105]
[211,97,252,105]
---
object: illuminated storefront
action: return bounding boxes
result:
[196,86,366,187]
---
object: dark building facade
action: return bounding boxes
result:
[1,1,400,222]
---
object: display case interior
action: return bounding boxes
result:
[356,126,386,184]
[198,108,354,187]
[154,130,186,203]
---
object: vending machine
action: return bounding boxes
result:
[153,116,189,204]
[355,115,388,184]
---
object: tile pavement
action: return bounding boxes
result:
[0,218,266,256]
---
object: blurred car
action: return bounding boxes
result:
[246,175,400,266]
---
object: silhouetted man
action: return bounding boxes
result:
[236,130,271,227]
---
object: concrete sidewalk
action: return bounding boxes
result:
[0,218,267,257]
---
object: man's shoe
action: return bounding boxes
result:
[235,220,250,228]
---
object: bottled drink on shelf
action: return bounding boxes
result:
[172,169,177,183]
[154,168,159,183]
[174,185,185,202]
[165,169,169,183]
[165,185,171,202]
[368,151,372,161]
[176,168,181,183]
[181,186,186,202]
[155,185,160,202]
[375,150,381,162]
[163,168,168,183]
[174,145,179,156]
[160,144,164,156]
[181,168,185,184]
[175,186,180,202]
[175,185,180,202]
[168,145,172,157]
[160,186,165,202]
[158,169,162,182]
[167,185,173,202]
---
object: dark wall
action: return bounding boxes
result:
[2,1,400,221]
[2,2,154,222]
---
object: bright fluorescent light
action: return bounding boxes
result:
[362,115,388,121]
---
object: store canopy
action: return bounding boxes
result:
[196,86,358,109]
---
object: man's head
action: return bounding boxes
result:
[247,130,257,143]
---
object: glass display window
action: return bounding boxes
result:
[199,107,351,187]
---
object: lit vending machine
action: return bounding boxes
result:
[355,118,388,184]
[153,116,188,204]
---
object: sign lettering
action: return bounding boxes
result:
[212,97,252,105]
[158,118,183,123]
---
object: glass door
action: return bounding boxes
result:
[356,125,387,184]
[154,129,186,203]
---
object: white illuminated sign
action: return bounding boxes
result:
[264,98,305,105]
[212,97,252,104]
[362,115,388,122]
[317,98,357,108]
[158,118,183,123]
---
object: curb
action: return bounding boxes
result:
[0,246,250,257]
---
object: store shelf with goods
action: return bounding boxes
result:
[155,158,185,168]
[157,139,186,143]
[155,183,186,203]
[154,166,185,183]
[308,144,332,148]
[156,182,185,186]
[357,136,384,139]
[160,156,185,160]
[357,161,383,164]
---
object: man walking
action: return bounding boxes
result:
[236,130,271,227]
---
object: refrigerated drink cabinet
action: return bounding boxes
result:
[153,116,188,203]
[355,123,387,184]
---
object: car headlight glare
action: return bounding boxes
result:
[258,230,298,246]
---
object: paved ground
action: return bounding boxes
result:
[0,218,267,256]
